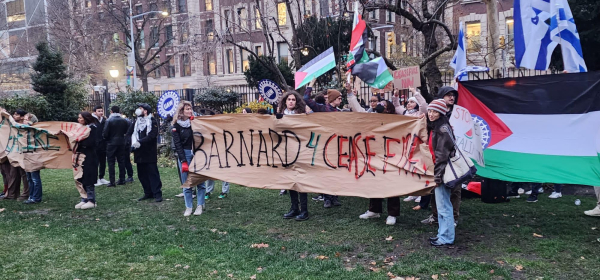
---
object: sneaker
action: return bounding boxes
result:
[183,207,193,217]
[194,206,203,216]
[94,180,103,187]
[175,193,185,198]
[0,193,4,198]
[116,180,126,186]
[332,198,342,206]
[218,193,227,199]
[421,215,437,224]
[526,187,544,195]
[205,193,210,200]
[415,196,421,203]
[584,206,600,217]
[192,195,196,198]
[23,199,39,204]
[99,178,110,185]
[125,177,134,184]
[312,195,324,201]
[527,194,538,203]
[279,190,287,195]
[359,210,380,219]
[517,188,525,194]
[74,202,85,209]
[385,216,396,225]
[80,201,96,210]
[507,191,520,199]
[403,196,418,202]
[323,200,332,208]
[548,192,562,199]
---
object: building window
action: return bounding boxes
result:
[277,42,288,64]
[255,46,263,56]
[167,56,176,78]
[149,3,158,17]
[466,22,481,52]
[9,30,27,57]
[153,85,162,91]
[277,2,287,25]
[506,17,514,49]
[151,27,159,48]
[238,8,247,30]
[181,54,191,76]
[208,53,216,75]
[242,50,250,71]
[224,10,231,30]
[226,49,234,74]
[178,0,186,13]
[6,0,26,24]
[140,30,145,48]
[179,23,189,44]
[401,42,407,53]
[387,0,393,22]
[85,0,92,8]
[153,59,161,78]
[135,5,143,16]
[205,0,212,11]
[255,6,262,29]
[206,20,214,41]
[370,36,378,53]
[166,25,173,45]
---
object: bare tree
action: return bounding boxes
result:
[482,0,501,70]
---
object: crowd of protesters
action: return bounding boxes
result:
[1,78,599,248]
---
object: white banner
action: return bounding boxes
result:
[449,105,485,166]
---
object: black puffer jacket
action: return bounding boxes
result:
[103,115,130,146]
[430,120,456,184]
[171,122,193,163]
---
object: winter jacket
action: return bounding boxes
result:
[430,121,456,184]
[304,87,339,112]
[392,91,428,117]
[436,86,459,118]
[94,116,107,151]
[128,116,159,163]
[347,93,376,113]
[76,125,99,187]
[103,114,130,146]
[171,122,193,163]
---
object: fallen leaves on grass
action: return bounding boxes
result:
[431,274,439,280]
[250,275,256,280]
[175,264,181,268]
[184,265,190,269]
[250,243,269,249]
[299,253,307,259]
[227,273,233,278]
[210,229,218,233]
[368,267,380,272]
[533,233,543,238]
[95,218,100,221]
[316,255,329,260]
[370,261,377,265]
[404,277,419,280]
[148,256,154,260]
[335,252,341,257]
[0,208,5,212]
[211,270,218,275]
[592,227,597,230]
[385,236,394,241]
[218,231,227,235]
[515,265,524,271]
[256,267,263,272]
[387,272,396,278]
[580,256,585,260]
[496,260,505,265]
[489,269,495,274]
[41,224,49,227]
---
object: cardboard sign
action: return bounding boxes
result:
[393,66,421,90]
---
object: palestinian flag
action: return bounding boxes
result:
[352,57,393,89]
[346,2,369,69]
[295,47,336,89]
[458,72,600,185]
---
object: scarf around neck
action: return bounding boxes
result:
[177,119,191,128]
[131,115,152,145]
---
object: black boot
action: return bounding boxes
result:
[332,196,341,206]
[137,195,153,201]
[323,200,332,208]
[295,211,309,221]
[283,209,300,219]
[116,179,126,186]
[125,177,134,184]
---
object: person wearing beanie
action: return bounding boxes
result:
[425,99,456,246]
[392,87,428,118]
[303,78,343,208]
[129,103,163,202]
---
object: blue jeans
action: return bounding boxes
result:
[179,149,206,208]
[26,171,42,202]
[205,180,229,194]
[435,185,455,244]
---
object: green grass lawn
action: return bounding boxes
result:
[0,168,599,280]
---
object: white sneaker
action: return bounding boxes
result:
[518,188,525,194]
[192,195,197,198]
[526,187,545,195]
[75,202,85,209]
[175,193,185,198]
[99,178,110,185]
[385,216,396,225]
[94,179,102,187]
[80,201,96,210]
[183,207,193,217]
[525,190,532,195]
[415,196,421,203]
[403,196,417,202]
[584,206,600,217]
[194,206,203,216]
[359,210,380,219]
[548,192,562,199]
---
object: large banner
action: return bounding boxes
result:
[0,111,89,173]
[184,113,435,198]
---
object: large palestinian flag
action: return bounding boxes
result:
[458,72,600,185]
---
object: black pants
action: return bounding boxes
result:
[419,195,432,209]
[369,197,400,216]
[123,147,134,178]
[324,194,338,203]
[137,162,162,199]
[96,149,106,179]
[107,144,127,183]
[290,191,308,212]
[83,185,96,203]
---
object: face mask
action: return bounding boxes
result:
[135,108,143,116]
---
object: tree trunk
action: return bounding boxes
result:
[139,68,149,92]
[421,25,442,100]
[484,0,501,70]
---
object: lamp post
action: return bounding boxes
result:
[128,1,168,90]
[106,68,120,112]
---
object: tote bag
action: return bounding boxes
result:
[443,133,477,188]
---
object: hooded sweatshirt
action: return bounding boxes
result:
[436,86,459,118]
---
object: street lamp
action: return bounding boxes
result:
[128,0,169,89]
[301,47,309,56]
[109,68,120,78]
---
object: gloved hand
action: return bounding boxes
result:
[181,162,189,173]
[132,141,141,149]
[275,113,284,119]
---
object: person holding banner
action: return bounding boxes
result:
[74,112,99,210]
[23,113,43,204]
[1,109,29,201]
[426,99,456,246]
[172,101,207,216]
[130,103,163,202]
[277,92,311,221]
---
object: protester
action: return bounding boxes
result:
[122,116,135,183]
[393,87,427,117]
[74,112,99,210]
[278,91,310,221]
[507,182,543,202]
[172,101,206,216]
[347,89,379,113]
[426,99,456,246]
[129,103,163,202]
[242,108,252,114]
[584,186,600,217]
[0,109,29,201]
[92,106,110,186]
[23,113,43,204]
[548,184,563,199]
[103,106,130,187]
[304,78,343,208]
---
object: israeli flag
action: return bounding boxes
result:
[450,22,467,81]
[550,0,587,72]
[514,0,558,70]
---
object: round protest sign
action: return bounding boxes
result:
[257,79,283,104]
[157,90,180,119]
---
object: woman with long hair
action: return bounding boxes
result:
[74,111,99,210]
[172,101,207,216]
[426,99,456,246]
[392,87,428,117]
[279,91,311,221]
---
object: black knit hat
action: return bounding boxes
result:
[137,103,152,113]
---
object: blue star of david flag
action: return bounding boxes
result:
[549,0,587,72]
[450,22,467,81]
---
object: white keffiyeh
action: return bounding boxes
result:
[177,119,191,128]
[131,115,152,146]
